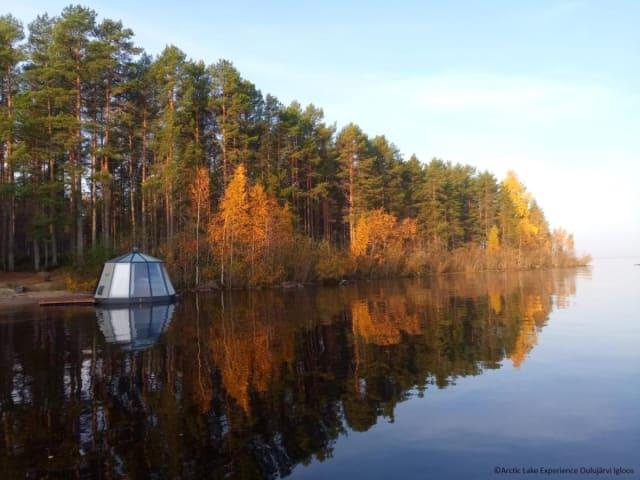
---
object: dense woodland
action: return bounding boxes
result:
[0,6,588,288]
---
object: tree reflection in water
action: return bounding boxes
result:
[0,270,578,478]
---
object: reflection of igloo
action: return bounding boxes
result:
[96,304,175,351]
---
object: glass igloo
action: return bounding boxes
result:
[94,248,176,304]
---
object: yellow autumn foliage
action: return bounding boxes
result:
[210,164,293,287]
[503,171,532,218]
[510,294,545,368]
[350,209,418,275]
[487,225,501,254]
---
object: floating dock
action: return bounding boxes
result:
[39,296,95,307]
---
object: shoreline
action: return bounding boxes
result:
[0,271,87,313]
[0,290,92,314]
[0,264,593,314]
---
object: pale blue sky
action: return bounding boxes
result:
[8,0,640,257]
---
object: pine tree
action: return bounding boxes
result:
[23,14,63,267]
[150,45,186,243]
[0,14,24,270]
[335,123,368,244]
[210,60,263,184]
[91,18,138,250]
[401,154,424,219]
[473,171,499,246]
[52,5,98,260]
[417,159,448,251]
[368,135,405,216]
[126,53,155,250]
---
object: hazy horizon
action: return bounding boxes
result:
[10,0,640,257]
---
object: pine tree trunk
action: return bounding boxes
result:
[166,91,174,242]
[6,65,15,271]
[0,148,5,271]
[111,212,116,250]
[141,111,148,251]
[33,240,40,272]
[8,165,15,272]
[50,222,57,267]
[129,134,136,245]
[91,131,97,247]
[48,98,58,267]
[348,154,355,244]
[75,56,84,260]
[322,199,330,242]
[221,97,227,184]
[165,193,171,242]
[195,202,200,287]
[102,78,111,250]
[151,173,157,249]
[306,173,312,237]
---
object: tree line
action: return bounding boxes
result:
[0,6,588,286]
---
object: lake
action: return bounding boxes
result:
[1,259,638,479]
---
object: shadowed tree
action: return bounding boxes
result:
[0,14,24,270]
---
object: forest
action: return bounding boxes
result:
[0,6,589,288]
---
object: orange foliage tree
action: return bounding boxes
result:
[210,164,293,287]
[510,294,545,368]
[350,209,418,275]
[248,183,294,284]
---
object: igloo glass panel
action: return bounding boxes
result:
[162,265,176,295]
[131,263,151,297]
[96,263,114,298]
[148,263,167,296]
[109,309,133,342]
[131,306,152,339]
[110,263,131,297]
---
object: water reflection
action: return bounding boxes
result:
[96,304,175,351]
[0,270,579,478]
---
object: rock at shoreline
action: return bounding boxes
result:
[0,288,15,298]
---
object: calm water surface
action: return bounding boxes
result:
[1,259,638,479]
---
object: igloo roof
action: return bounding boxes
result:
[107,249,163,263]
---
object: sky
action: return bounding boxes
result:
[7,0,640,257]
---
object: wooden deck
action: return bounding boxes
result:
[39,296,95,307]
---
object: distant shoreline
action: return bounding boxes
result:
[0,264,593,313]
[0,290,87,314]
[0,271,86,313]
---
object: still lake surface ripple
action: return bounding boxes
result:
[1,259,638,479]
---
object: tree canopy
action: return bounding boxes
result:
[0,6,588,284]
